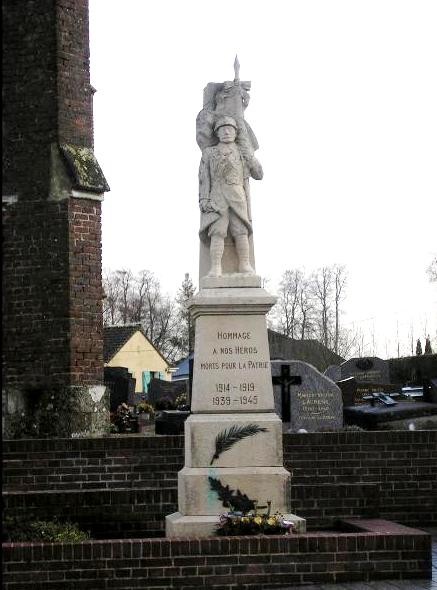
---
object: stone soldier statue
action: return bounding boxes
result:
[196,58,263,279]
[198,115,263,277]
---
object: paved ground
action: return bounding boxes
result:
[279,529,437,590]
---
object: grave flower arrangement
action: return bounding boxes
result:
[112,403,134,433]
[175,393,189,409]
[216,501,295,536]
[136,401,155,417]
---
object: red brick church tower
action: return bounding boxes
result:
[2,0,110,437]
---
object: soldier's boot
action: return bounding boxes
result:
[235,234,255,274]
[207,236,224,277]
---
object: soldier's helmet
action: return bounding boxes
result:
[213,116,238,133]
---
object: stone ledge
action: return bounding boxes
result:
[200,274,262,289]
[189,287,277,319]
[166,511,306,537]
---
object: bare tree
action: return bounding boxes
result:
[102,268,182,362]
[408,323,414,356]
[129,270,155,323]
[148,296,180,361]
[333,265,347,355]
[103,268,122,325]
[116,269,134,325]
[297,276,315,340]
[353,327,368,357]
[337,327,360,359]
[274,269,304,338]
[272,264,352,357]
[312,266,333,349]
[427,256,437,282]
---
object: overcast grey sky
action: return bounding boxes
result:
[89,0,436,358]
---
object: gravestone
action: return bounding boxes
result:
[148,378,187,406]
[324,364,341,382]
[155,410,190,435]
[104,367,136,412]
[338,376,400,407]
[166,60,305,538]
[340,356,390,384]
[430,378,437,404]
[271,360,343,432]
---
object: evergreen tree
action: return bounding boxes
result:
[425,336,433,355]
[416,338,423,356]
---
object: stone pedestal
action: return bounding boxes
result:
[166,285,306,537]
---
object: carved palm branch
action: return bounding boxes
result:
[208,476,255,513]
[210,424,268,465]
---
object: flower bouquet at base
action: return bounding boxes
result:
[216,501,296,536]
[136,401,155,417]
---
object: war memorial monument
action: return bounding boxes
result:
[166,59,306,537]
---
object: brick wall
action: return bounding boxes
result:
[284,431,437,527]
[2,0,58,200]
[4,488,178,540]
[3,432,437,537]
[1,521,432,589]
[2,201,71,389]
[3,435,183,491]
[56,0,94,147]
[69,199,103,385]
[2,0,105,433]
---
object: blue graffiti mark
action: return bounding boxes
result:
[207,467,219,509]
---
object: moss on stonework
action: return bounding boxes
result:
[60,143,110,193]
[3,386,110,439]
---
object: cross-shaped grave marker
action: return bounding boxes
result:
[272,364,302,422]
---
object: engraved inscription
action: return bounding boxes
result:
[295,391,337,420]
[194,318,273,411]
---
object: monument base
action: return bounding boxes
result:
[184,412,283,468]
[166,511,306,538]
[200,274,261,289]
[178,465,293,515]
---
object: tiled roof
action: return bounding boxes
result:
[103,324,142,363]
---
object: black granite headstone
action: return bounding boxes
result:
[155,410,190,435]
[338,377,401,406]
[104,367,136,412]
[340,357,390,384]
[148,379,187,406]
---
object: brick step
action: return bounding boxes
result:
[2,435,185,455]
[289,472,436,484]
[3,487,178,540]
[4,479,178,491]
[2,464,182,475]
[2,463,183,490]
[290,482,380,529]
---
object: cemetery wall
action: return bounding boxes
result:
[3,431,436,535]
[284,431,437,527]
[389,354,437,385]
[2,523,431,589]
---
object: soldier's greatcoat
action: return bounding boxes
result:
[198,143,262,241]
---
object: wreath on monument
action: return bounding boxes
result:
[215,501,295,536]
